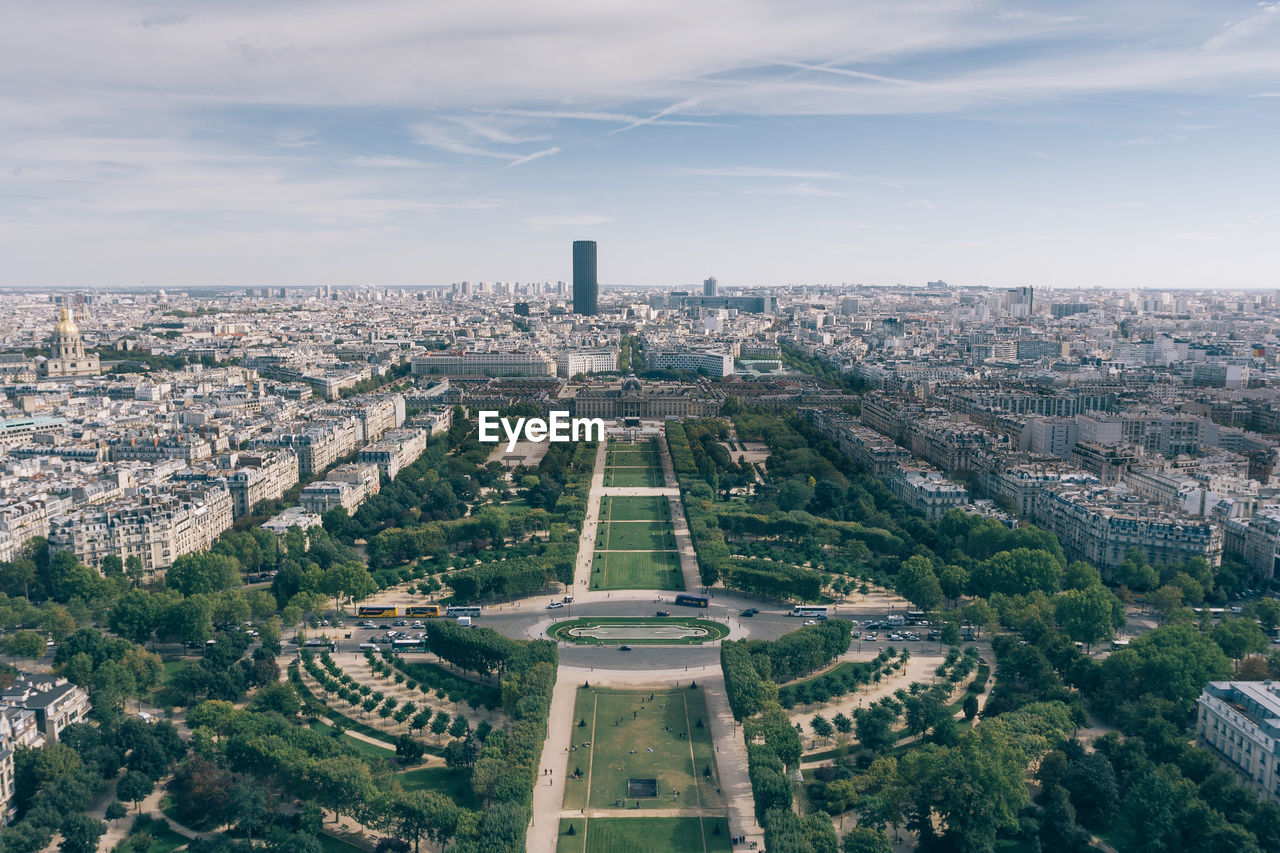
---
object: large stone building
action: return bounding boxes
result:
[300,462,380,515]
[571,378,722,419]
[226,450,300,517]
[1197,681,1280,802]
[48,485,234,579]
[36,308,99,378]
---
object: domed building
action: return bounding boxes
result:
[37,307,99,378]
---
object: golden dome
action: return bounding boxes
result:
[54,307,79,336]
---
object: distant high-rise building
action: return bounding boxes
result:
[704,276,718,297]
[573,240,598,316]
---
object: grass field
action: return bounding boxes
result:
[555,818,733,853]
[397,766,481,809]
[562,687,723,812]
[601,496,670,521]
[604,466,665,488]
[591,550,683,590]
[598,520,676,551]
[547,617,729,645]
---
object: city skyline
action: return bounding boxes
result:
[2,2,1280,289]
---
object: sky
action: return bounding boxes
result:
[2,1,1280,290]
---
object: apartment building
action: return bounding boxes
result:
[1032,482,1222,569]
[1197,681,1280,803]
[47,485,234,579]
[1,675,90,744]
[264,417,360,477]
[225,450,300,517]
[299,462,381,515]
[887,465,969,521]
[357,428,427,481]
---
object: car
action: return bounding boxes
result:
[562,596,574,603]
[740,608,758,617]
[335,621,344,628]
[655,610,670,617]
[927,630,941,640]
[377,636,392,644]
[412,621,425,628]
[547,601,565,609]
[848,620,859,626]
[618,645,632,651]
[863,634,876,641]
[804,619,817,626]
[394,619,408,626]
[361,621,377,629]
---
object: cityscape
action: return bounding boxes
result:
[5,3,1280,853]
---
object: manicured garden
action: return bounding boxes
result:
[548,617,728,645]
[556,817,732,852]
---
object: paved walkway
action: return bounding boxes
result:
[571,441,609,591]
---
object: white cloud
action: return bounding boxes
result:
[525,213,612,227]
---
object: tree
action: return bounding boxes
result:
[970,549,1063,597]
[430,712,450,737]
[108,590,166,646]
[1147,584,1185,624]
[1213,617,1268,665]
[1055,585,1121,648]
[116,770,154,809]
[166,552,241,596]
[306,757,375,825]
[2,630,47,661]
[230,781,272,842]
[396,734,425,764]
[842,826,892,853]
[833,713,853,734]
[104,801,127,823]
[896,556,943,613]
[811,714,834,741]
[1098,623,1231,716]
[962,694,979,721]
[58,813,105,853]
[381,790,460,853]
[1061,749,1118,829]
[1039,785,1091,852]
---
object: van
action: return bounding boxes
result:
[456,616,472,627]
[886,615,905,626]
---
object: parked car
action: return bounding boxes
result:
[547,601,565,609]
[394,619,408,626]
[804,619,817,626]
[361,621,377,629]
[863,634,876,641]
[655,610,670,617]
[412,621,425,628]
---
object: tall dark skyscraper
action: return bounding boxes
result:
[703,276,718,297]
[572,240,598,316]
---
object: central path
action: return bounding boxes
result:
[527,435,762,852]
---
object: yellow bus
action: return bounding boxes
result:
[357,605,398,618]
[405,604,442,618]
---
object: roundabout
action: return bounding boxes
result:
[548,616,729,645]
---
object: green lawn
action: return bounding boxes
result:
[547,617,728,645]
[114,817,189,853]
[601,496,669,521]
[591,550,683,590]
[396,766,481,810]
[556,817,732,853]
[604,466,665,488]
[307,720,396,762]
[599,520,676,551]
[563,687,723,812]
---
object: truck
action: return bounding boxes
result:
[456,616,472,627]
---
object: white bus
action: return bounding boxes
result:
[446,605,482,618]
[790,605,829,619]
